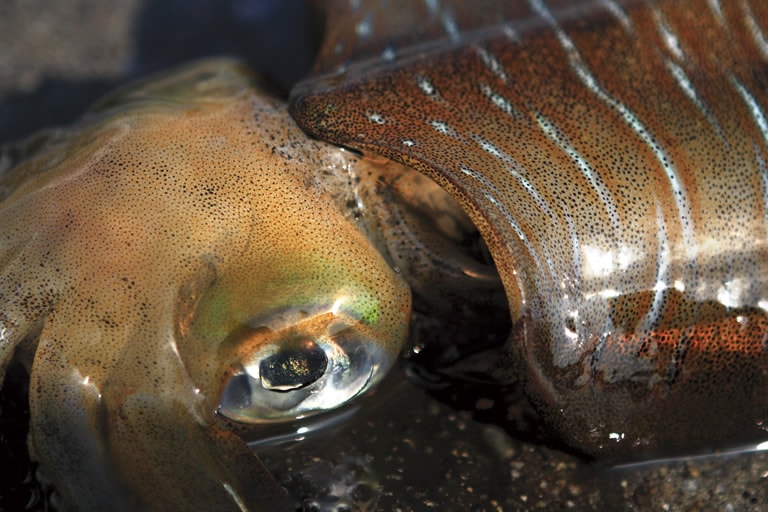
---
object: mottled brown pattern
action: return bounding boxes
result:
[0,60,410,510]
[4,0,768,509]
[292,0,768,457]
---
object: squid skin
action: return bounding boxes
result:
[5,0,768,508]
[0,60,410,510]
[292,0,768,458]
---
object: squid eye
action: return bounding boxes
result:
[259,339,328,391]
[218,321,391,423]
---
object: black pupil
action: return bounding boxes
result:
[259,340,328,392]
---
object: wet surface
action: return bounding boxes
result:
[256,362,768,511]
[3,1,768,511]
[4,350,768,511]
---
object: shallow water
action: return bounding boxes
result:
[3,333,768,511]
[254,362,768,511]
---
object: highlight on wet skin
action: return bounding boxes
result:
[0,59,412,510]
[3,0,768,510]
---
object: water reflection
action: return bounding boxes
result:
[258,367,526,511]
[255,364,768,511]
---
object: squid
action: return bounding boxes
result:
[1,0,768,510]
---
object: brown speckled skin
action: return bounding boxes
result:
[0,60,410,510]
[5,0,768,508]
[292,0,768,458]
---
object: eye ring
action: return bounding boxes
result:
[217,319,388,423]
